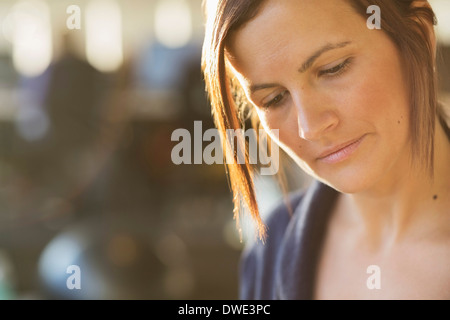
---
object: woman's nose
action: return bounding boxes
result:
[293,92,339,141]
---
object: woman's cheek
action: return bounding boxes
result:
[255,107,300,158]
[256,108,283,140]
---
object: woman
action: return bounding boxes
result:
[202,0,450,299]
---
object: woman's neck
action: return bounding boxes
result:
[342,118,450,249]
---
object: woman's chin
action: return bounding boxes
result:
[326,182,365,195]
[314,173,375,195]
[294,155,383,195]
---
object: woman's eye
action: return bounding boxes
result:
[259,59,352,109]
[263,91,288,109]
[319,58,352,78]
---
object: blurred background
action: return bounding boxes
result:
[0,0,448,300]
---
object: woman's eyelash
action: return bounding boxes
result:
[318,58,352,77]
[261,58,352,109]
[263,91,288,109]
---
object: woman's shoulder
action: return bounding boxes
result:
[238,181,340,300]
[238,189,305,299]
[259,190,306,244]
[247,188,306,244]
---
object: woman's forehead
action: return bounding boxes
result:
[227,0,361,51]
[225,0,365,83]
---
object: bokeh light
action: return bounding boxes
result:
[86,0,123,73]
[5,0,52,77]
[154,0,193,49]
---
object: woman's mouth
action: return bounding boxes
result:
[317,134,366,164]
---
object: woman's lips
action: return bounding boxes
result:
[317,135,366,164]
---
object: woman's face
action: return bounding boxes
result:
[227,0,412,193]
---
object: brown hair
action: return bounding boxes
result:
[201,0,443,240]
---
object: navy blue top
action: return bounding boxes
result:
[239,180,339,300]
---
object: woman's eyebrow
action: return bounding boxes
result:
[249,41,352,94]
[249,83,279,94]
[298,41,352,73]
